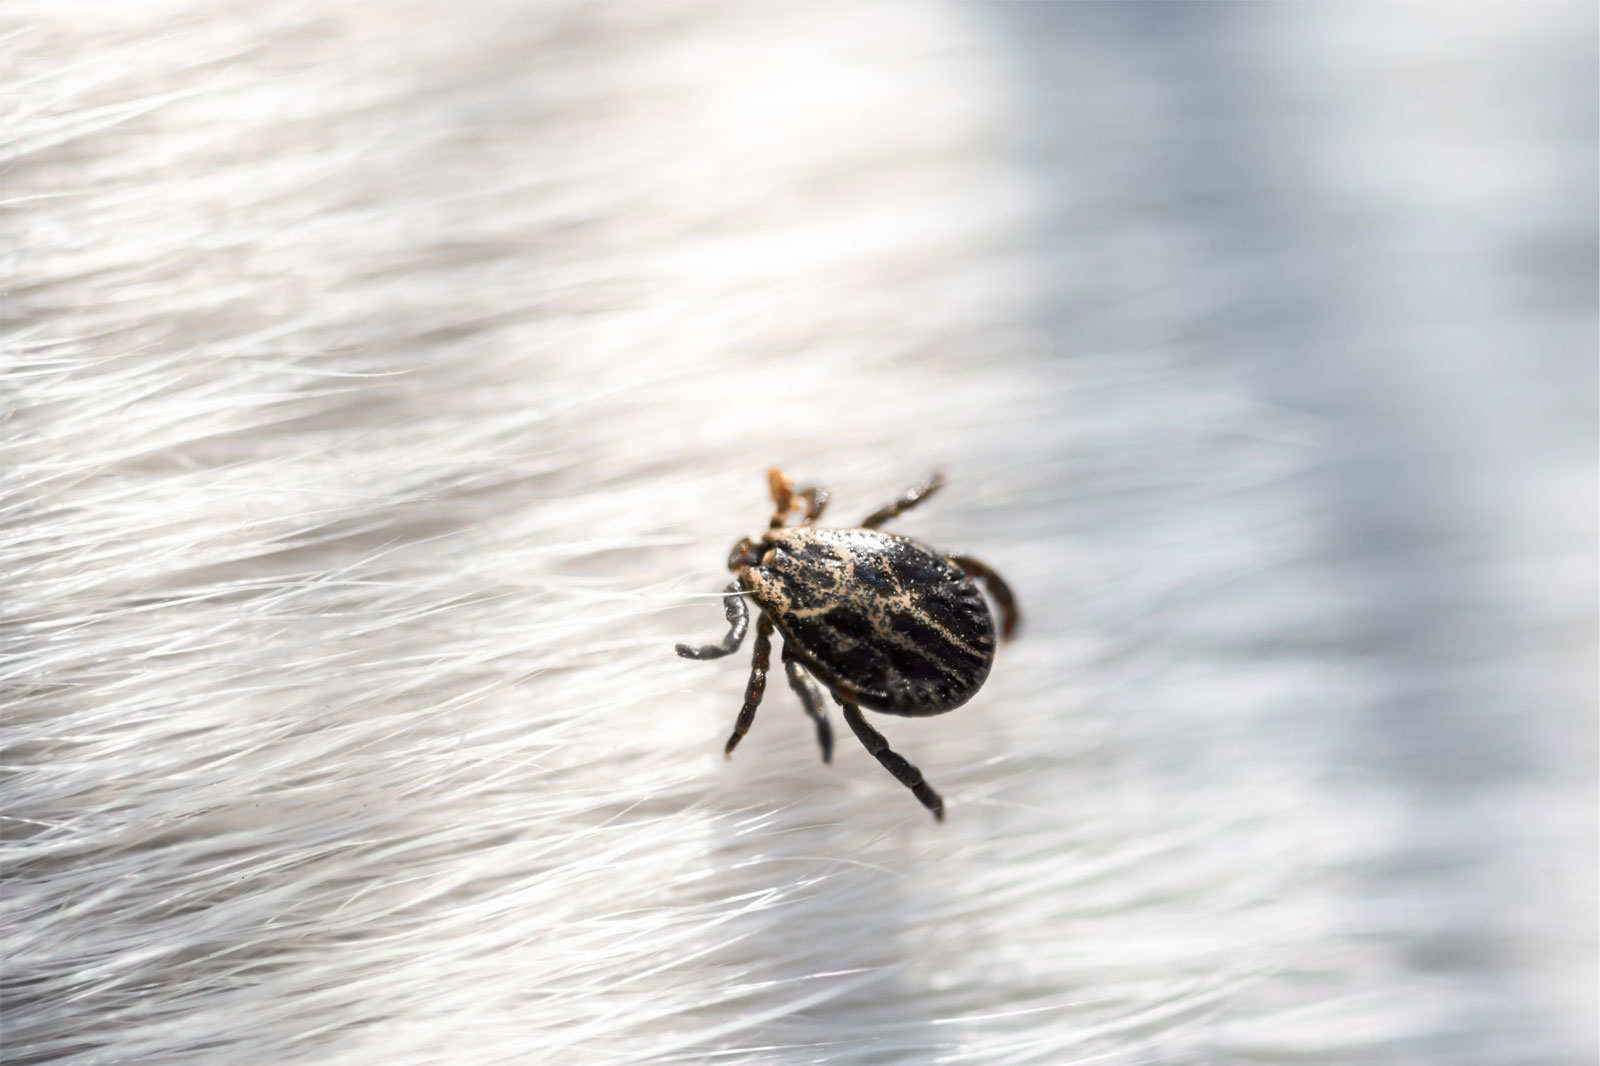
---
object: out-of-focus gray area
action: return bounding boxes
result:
[988,4,1597,1059]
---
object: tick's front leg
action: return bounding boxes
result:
[724,614,773,758]
[675,581,750,659]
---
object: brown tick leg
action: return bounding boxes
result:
[675,581,749,659]
[860,470,945,530]
[781,644,833,763]
[839,698,944,821]
[793,486,829,525]
[724,614,773,758]
[766,469,796,528]
[948,554,1021,640]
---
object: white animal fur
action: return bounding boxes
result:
[3,3,1594,1064]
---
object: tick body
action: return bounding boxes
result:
[676,470,1020,820]
[745,527,997,716]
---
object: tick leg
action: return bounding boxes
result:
[724,614,773,758]
[860,470,945,530]
[839,698,944,821]
[675,581,749,659]
[947,554,1021,640]
[794,486,829,525]
[767,468,796,528]
[782,644,833,763]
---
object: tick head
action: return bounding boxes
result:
[727,535,767,571]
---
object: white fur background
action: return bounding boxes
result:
[4,3,1595,1064]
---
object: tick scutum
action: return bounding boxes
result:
[740,527,997,717]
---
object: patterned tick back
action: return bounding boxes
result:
[740,528,996,716]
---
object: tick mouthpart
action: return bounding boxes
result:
[727,536,766,570]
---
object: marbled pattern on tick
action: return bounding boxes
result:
[740,527,996,716]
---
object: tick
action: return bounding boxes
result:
[676,469,1019,820]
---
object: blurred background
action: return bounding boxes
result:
[4,3,1595,1064]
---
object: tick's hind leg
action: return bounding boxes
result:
[839,699,944,821]
[782,645,833,763]
[948,554,1021,640]
[860,470,945,529]
[676,581,750,659]
[723,614,773,758]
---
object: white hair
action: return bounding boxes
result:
[4,3,1594,1064]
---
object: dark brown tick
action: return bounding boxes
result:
[676,470,1019,821]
